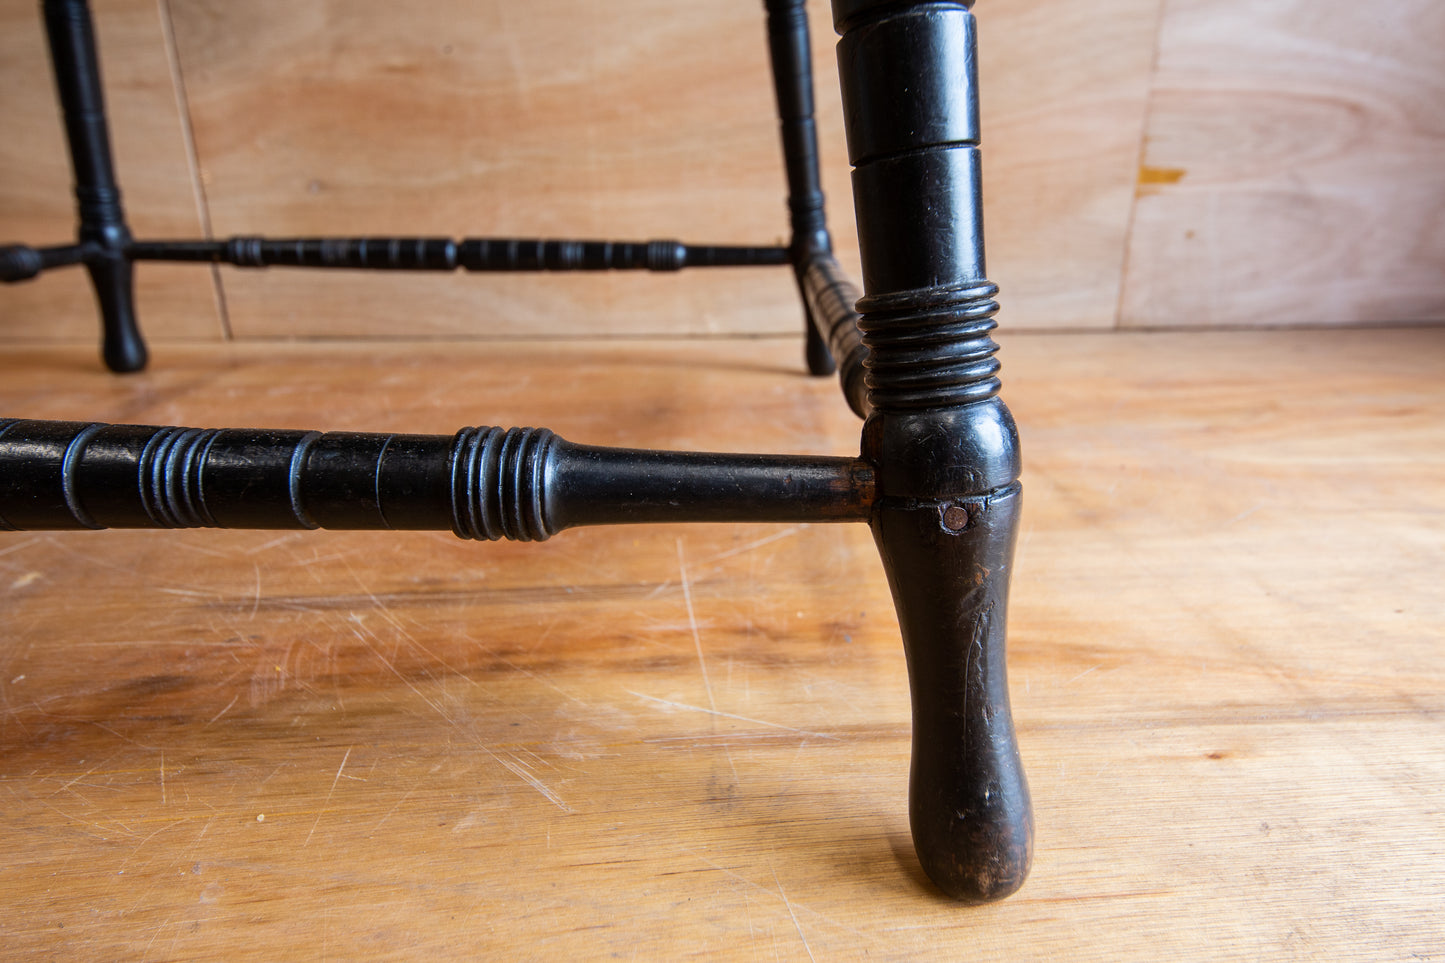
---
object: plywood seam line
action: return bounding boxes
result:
[1113,0,1172,330]
[155,0,231,340]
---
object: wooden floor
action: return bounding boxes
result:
[0,329,1441,960]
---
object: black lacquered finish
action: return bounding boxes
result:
[1,0,1033,903]
[0,419,872,537]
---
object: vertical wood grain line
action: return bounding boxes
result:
[1113,0,1172,330]
[155,0,231,340]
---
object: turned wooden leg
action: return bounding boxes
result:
[835,0,1033,901]
[762,0,839,377]
[43,0,146,372]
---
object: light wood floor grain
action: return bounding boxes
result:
[1,329,1441,959]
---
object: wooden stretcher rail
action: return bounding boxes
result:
[1,237,788,280]
[0,419,874,539]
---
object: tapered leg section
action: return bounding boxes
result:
[803,306,837,375]
[86,253,145,372]
[43,0,146,372]
[872,471,1030,900]
[863,397,1032,902]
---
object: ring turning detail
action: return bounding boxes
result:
[1,0,1031,902]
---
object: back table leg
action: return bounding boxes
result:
[43,0,147,373]
[762,0,838,377]
[835,0,1033,901]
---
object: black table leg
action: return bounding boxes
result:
[834,0,1033,902]
[42,0,146,373]
[763,0,839,377]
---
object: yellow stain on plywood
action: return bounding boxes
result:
[1139,166,1187,185]
[1137,166,1187,196]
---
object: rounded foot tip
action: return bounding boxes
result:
[805,339,837,377]
[103,337,148,374]
[914,815,1033,904]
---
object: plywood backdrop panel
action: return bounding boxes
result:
[1120,0,1445,327]
[2,0,1443,342]
[0,0,221,345]
[975,0,1164,329]
[161,0,1167,337]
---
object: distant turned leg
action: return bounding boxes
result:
[835,0,1033,901]
[762,0,838,377]
[43,0,146,372]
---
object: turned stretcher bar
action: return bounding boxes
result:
[0,420,874,537]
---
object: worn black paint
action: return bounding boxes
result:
[1,0,1033,902]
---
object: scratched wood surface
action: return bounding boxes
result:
[0,0,221,344]
[1,329,1442,959]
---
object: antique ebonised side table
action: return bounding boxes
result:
[1,0,1031,902]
